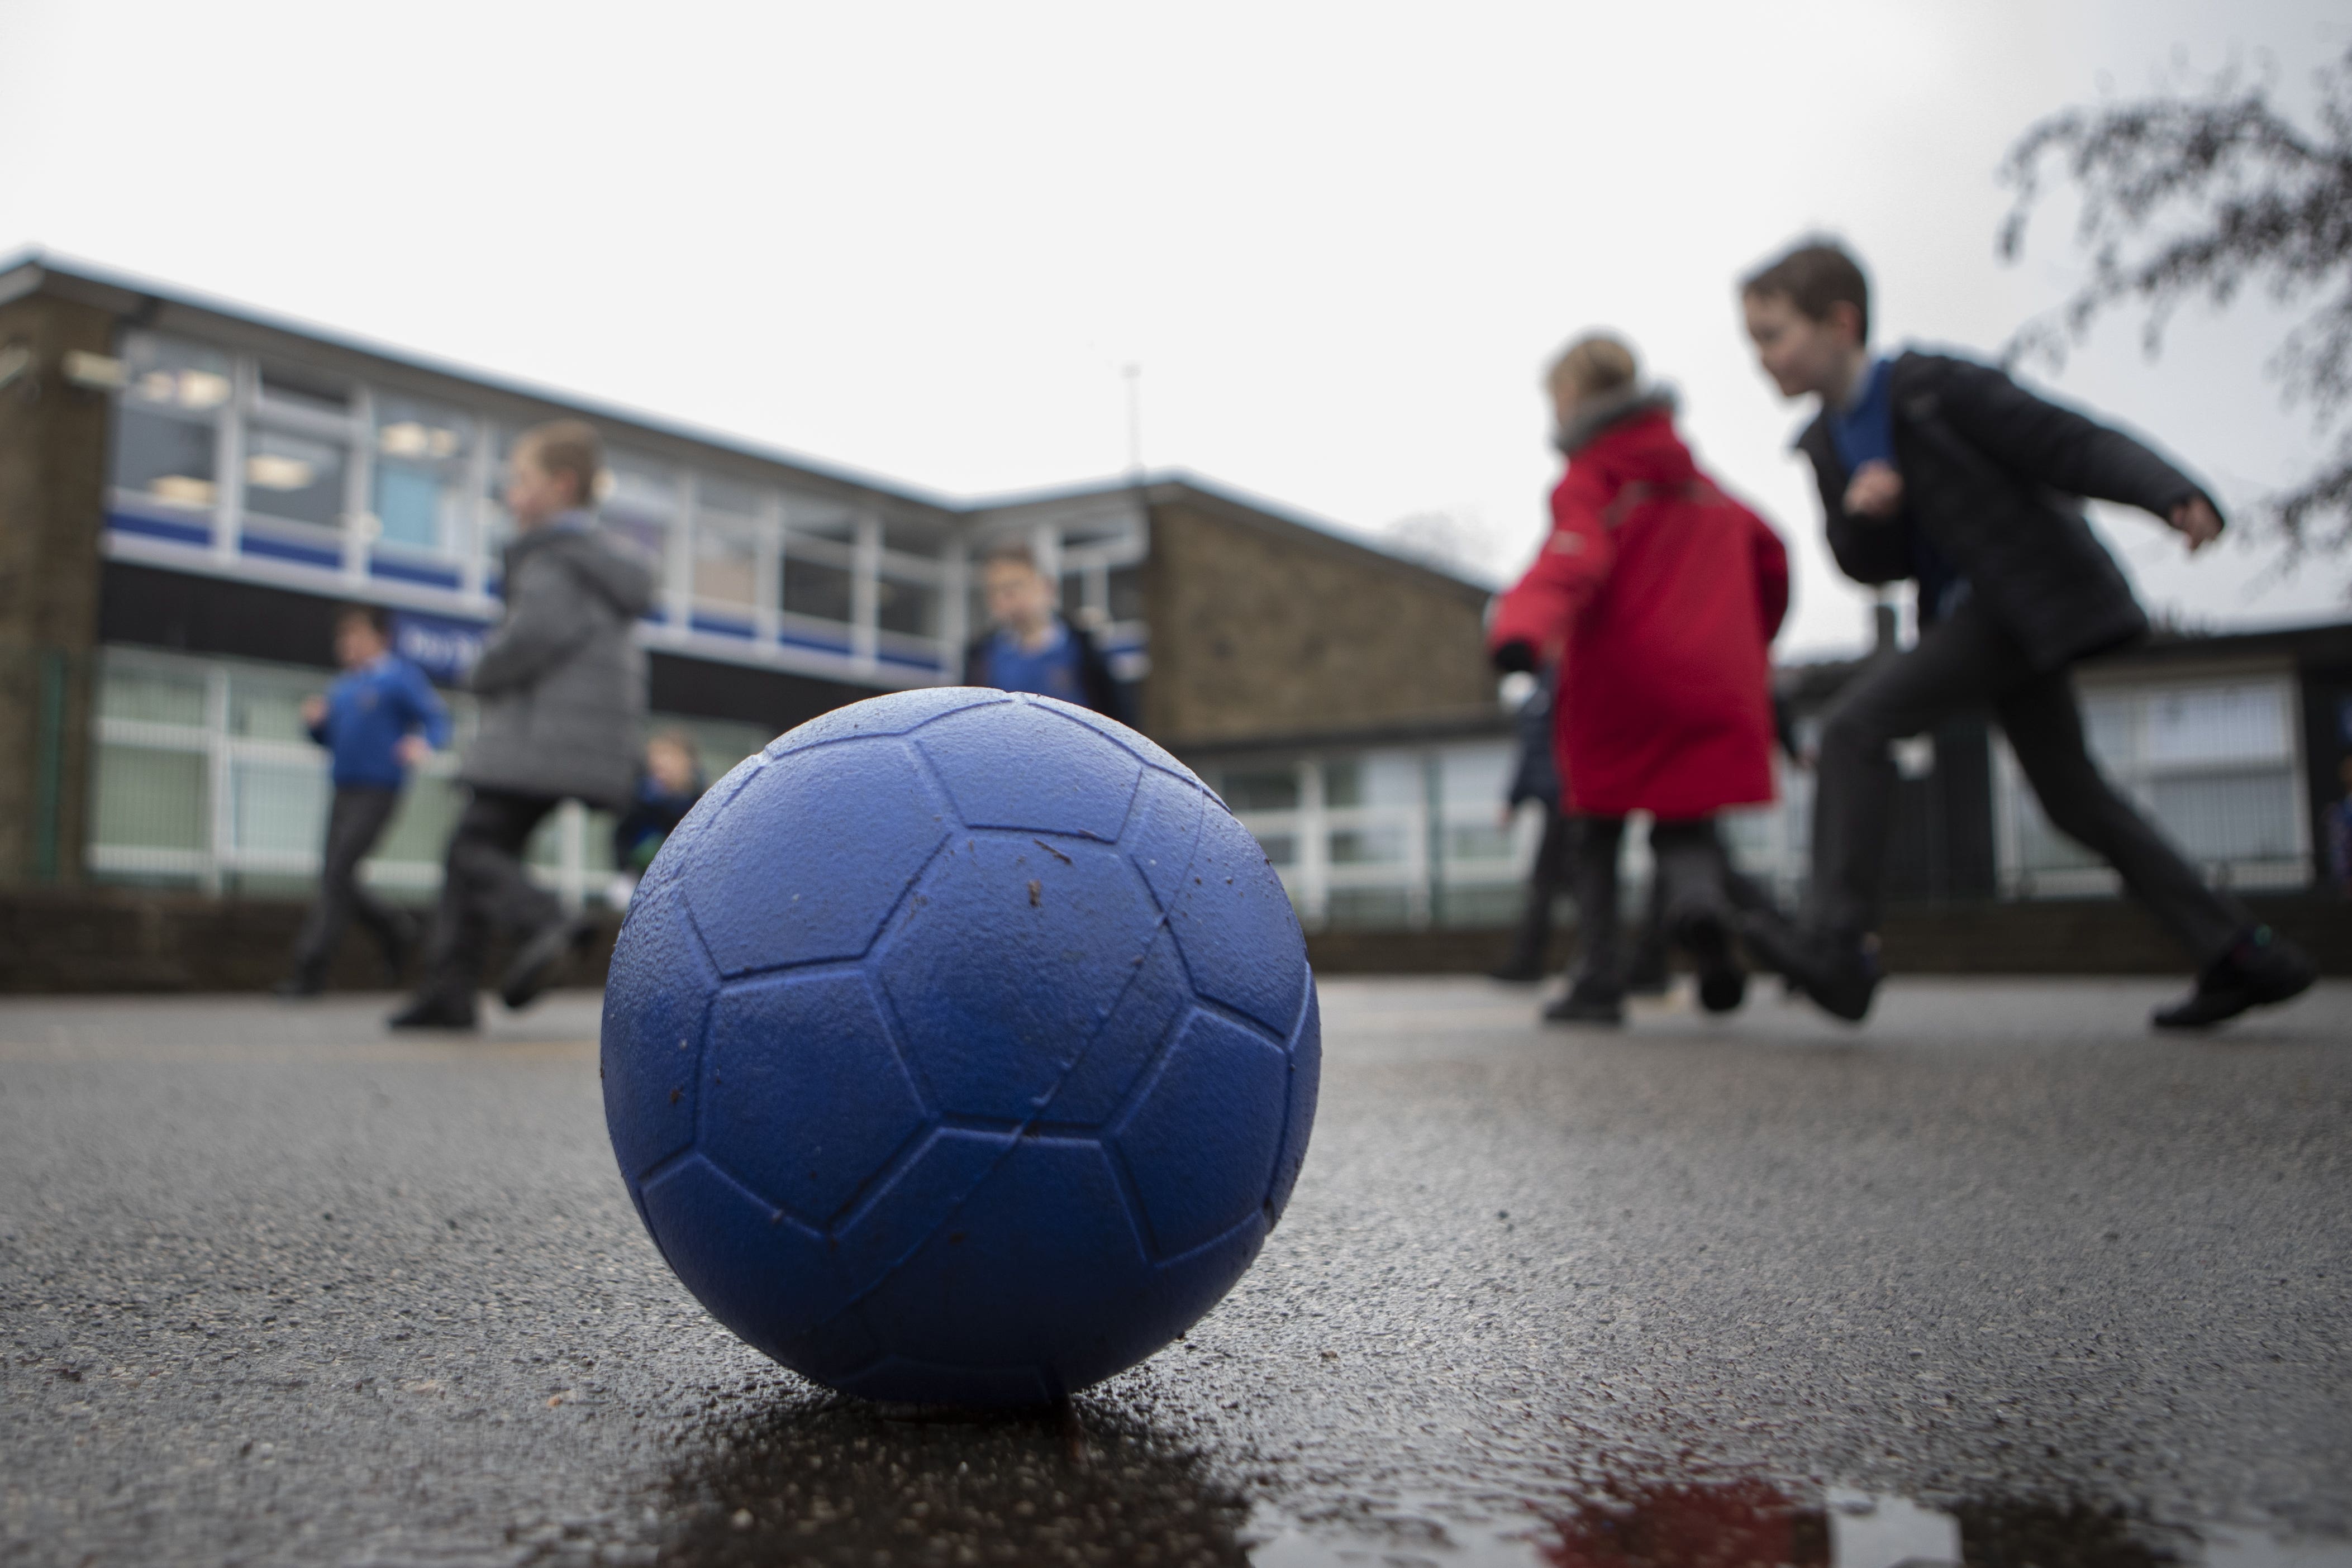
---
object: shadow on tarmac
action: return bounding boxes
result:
[657,1386,1250,1567]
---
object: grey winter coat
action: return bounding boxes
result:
[1796,351,2213,673]
[459,520,654,810]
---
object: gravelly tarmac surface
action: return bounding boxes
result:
[1,976,2346,1568]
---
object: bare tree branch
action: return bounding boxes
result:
[1998,48,2352,565]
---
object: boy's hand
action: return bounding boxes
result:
[2169,495,2224,553]
[1843,461,1904,520]
[301,695,327,728]
[396,735,432,768]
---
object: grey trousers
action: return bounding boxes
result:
[1807,598,2246,964]
[291,786,407,978]
[1572,815,1737,988]
[418,788,564,1003]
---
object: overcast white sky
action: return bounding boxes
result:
[3,1,2345,656]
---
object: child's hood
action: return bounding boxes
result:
[523,527,656,617]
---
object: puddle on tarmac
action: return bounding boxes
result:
[645,1386,2346,1568]
[1241,1479,2352,1568]
[659,1390,1251,1566]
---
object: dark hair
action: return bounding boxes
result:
[516,418,605,508]
[336,603,392,640]
[1741,240,1870,341]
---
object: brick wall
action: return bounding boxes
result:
[0,290,117,887]
[1140,492,1496,747]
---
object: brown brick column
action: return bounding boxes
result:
[0,290,119,887]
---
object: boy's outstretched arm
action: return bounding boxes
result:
[402,661,453,751]
[1929,357,2218,533]
[1488,487,1616,665]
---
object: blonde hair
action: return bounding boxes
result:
[515,419,604,509]
[1545,334,1640,400]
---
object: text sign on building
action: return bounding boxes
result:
[392,610,488,685]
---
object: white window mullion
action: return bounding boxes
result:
[215,359,254,563]
[204,666,231,895]
[940,536,970,682]
[344,384,374,580]
[851,509,881,671]
[668,469,697,633]
[1298,758,1329,930]
[755,492,784,646]
[462,414,494,602]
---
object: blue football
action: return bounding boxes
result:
[600,688,1320,1406]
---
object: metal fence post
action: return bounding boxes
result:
[31,649,66,884]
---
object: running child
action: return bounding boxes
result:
[1490,334,1791,1025]
[1736,239,2313,1028]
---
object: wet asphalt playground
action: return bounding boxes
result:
[2,975,2348,1568]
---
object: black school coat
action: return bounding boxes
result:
[1795,350,2216,673]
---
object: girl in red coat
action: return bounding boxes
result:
[1491,335,1790,1024]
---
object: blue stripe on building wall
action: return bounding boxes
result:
[108,511,212,547]
[240,533,342,569]
[691,613,757,640]
[369,554,464,589]
[779,629,855,659]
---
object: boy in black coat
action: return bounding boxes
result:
[1737,240,2312,1029]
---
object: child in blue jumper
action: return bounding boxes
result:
[276,605,450,996]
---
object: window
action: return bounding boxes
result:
[602,452,677,600]
[242,427,347,530]
[111,332,231,512]
[693,476,765,623]
[1108,565,1145,623]
[783,559,856,627]
[258,364,350,418]
[882,518,947,560]
[1219,768,1300,812]
[877,578,940,639]
[373,395,473,554]
[1323,756,1419,809]
[1997,675,2307,894]
[85,646,778,903]
[781,497,860,632]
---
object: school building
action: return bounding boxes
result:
[1,249,2346,988]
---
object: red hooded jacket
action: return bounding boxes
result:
[1489,402,1789,820]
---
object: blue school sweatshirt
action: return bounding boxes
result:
[309,654,451,790]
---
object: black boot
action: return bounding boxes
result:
[1542,975,1625,1026]
[388,992,478,1031]
[499,913,594,1011]
[1739,910,1879,1023]
[1675,910,1748,1015]
[2151,926,2316,1030]
[270,968,325,1000]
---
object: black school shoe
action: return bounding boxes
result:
[1543,976,1626,1027]
[1674,911,1749,1015]
[388,992,478,1031]
[2151,926,2316,1030]
[1739,910,1880,1023]
[499,913,595,1012]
